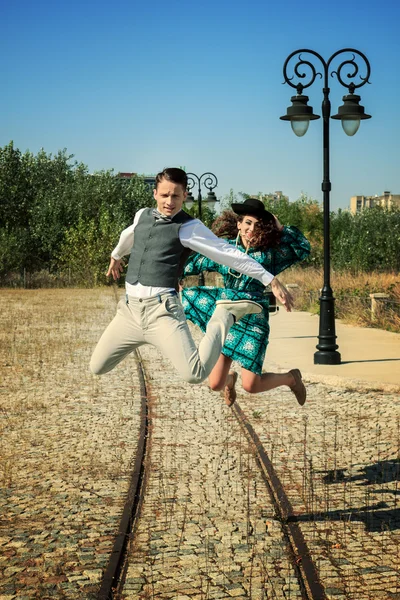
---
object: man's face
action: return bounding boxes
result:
[153,177,187,217]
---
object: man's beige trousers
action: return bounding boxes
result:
[90,292,233,383]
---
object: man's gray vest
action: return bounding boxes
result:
[126,208,194,289]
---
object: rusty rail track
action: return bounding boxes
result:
[97,349,150,600]
[97,342,325,599]
[233,401,327,600]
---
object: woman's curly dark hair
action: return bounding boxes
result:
[212,210,282,249]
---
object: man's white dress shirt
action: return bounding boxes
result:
[112,209,274,298]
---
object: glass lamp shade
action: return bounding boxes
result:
[205,191,217,211]
[341,118,361,136]
[185,191,194,209]
[280,93,319,137]
[332,93,371,136]
[291,119,310,137]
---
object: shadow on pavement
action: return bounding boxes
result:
[340,358,400,365]
[292,502,400,533]
[297,459,400,532]
[322,458,400,486]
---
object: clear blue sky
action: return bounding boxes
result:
[1,0,399,211]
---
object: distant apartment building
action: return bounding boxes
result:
[350,191,400,214]
[258,191,289,202]
[117,172,156,188]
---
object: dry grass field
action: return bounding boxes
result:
[185,269,400,333]
[279,268,400,332]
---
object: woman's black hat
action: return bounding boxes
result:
[231,198,274,220]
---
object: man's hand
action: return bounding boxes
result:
[270,277,294,312]
[106,257,125,280]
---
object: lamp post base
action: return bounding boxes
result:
[314,288,341,365]
[314,349,341,365]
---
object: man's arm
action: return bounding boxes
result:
[106,209,145,280]
[180,220,294,311]
[106,257,125,281]
[180,220,273,284]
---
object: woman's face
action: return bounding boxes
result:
[237,214,259,248]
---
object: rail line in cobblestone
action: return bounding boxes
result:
[98,350,150,600]
[100,345,326,600]
[233,401,327,600]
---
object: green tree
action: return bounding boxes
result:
[58,211,120,286]
[0,142,154,280]
[331,207,400,273]
[57,173,154,284]
[216,189,241,213]
[184,203,216,228]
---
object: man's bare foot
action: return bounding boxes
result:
[224,370,238,407]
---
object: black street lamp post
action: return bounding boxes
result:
[280,49,371,365]
[186,172,218,285]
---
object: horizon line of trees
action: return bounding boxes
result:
[1,141,400,287]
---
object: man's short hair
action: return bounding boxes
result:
[155,168,188,190]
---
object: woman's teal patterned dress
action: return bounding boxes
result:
[181,226,311,375]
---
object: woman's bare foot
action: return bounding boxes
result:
[224,370,238,406]
[289,369,307,406]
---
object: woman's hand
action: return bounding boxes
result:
[272,214,284,231]
[270,278,294,312]
[106,257,125,280]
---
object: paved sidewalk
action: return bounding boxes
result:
[265,310,400,391]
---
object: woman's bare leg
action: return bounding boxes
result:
[241,369,294,393]
[208,354,239,406]
[208,354,233,391]
[240,368,305,403]
[209,360,306,405]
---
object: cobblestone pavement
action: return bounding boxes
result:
[121,344,302,600]
[237,367,400,600]
[122,327,400,600]
[1,289,400,599]
[0,289,144,599]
